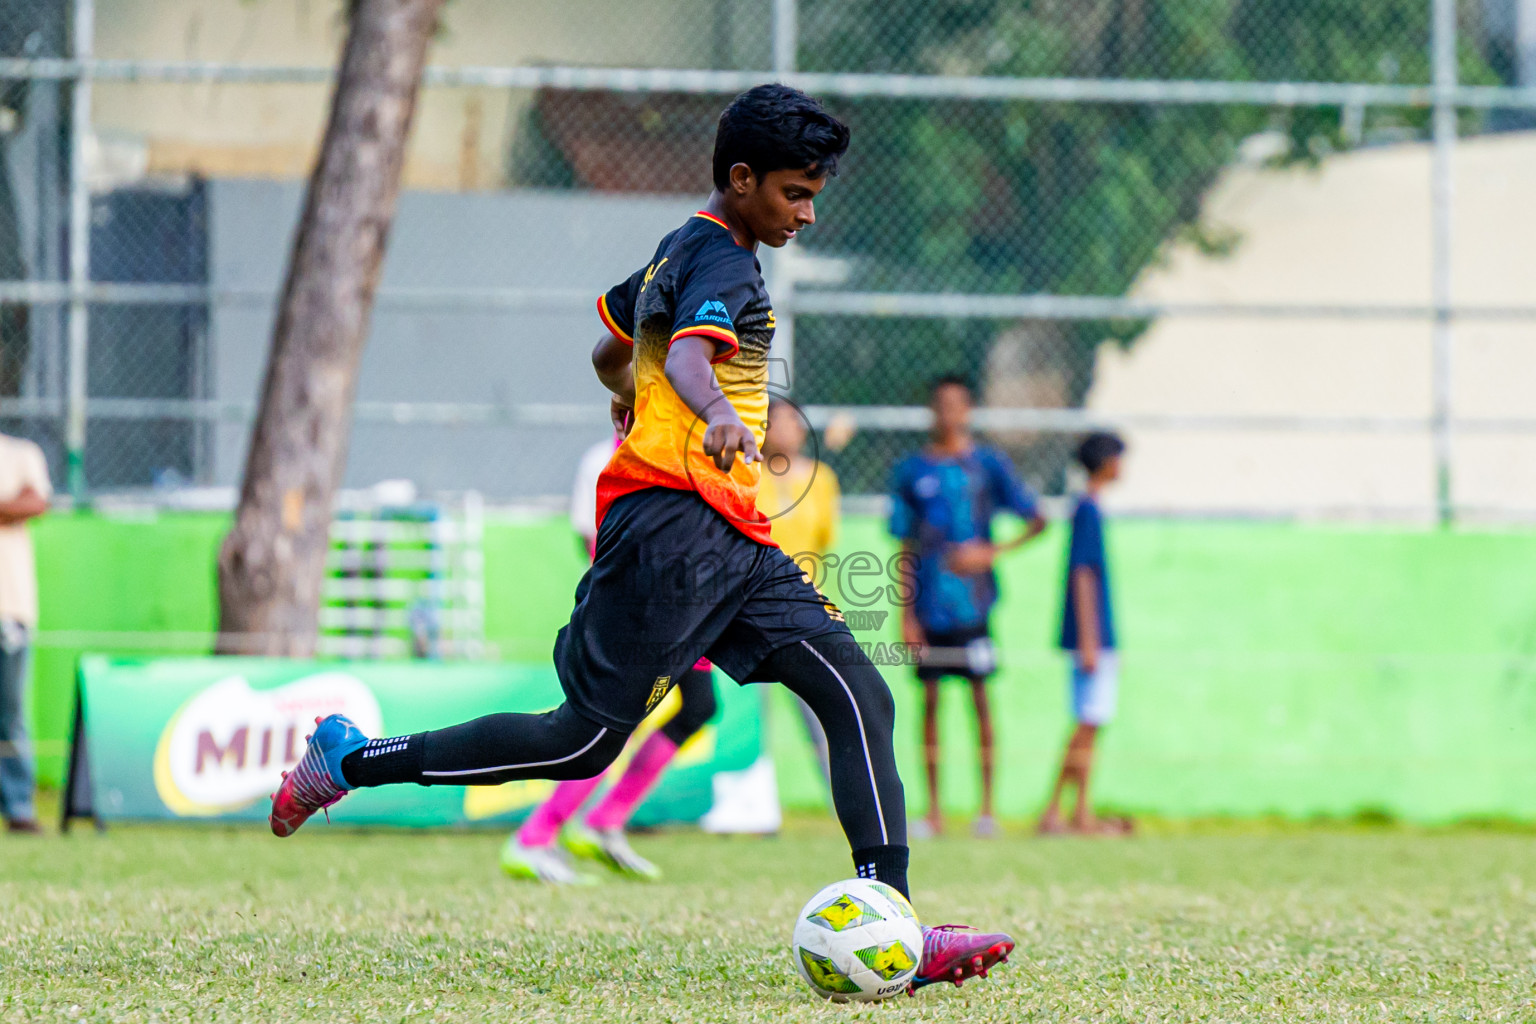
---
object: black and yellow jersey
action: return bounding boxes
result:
[595,210,776,546]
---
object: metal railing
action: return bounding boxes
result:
[1,0,1534,520]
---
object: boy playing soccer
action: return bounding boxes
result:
[500,429,719,884]
[270,85,1012,992]
[1039,431,1129,836]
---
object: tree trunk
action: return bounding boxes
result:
[216,0,444,656]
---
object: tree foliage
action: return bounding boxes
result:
[794,0,1497,424]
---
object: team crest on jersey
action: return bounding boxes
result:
[799,568,846,623]
[694,300,732,325]
[644,675,672,712]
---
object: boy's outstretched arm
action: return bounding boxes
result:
[993,453,1047,551]
[592,333,636,434]
[947,509,1045,573]
[664,336,759,471]
[0,486,48,526]
[998,511,1047,550]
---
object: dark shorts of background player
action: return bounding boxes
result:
[915,622,997,682]
[554,487,853,732]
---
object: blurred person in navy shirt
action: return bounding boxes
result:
[890,376,1045,838]
[1039,431,1130,836]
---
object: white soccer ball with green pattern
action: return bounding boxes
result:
[791,878,922,1001]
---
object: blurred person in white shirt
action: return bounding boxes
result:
[0,433,48,834]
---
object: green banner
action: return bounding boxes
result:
[75,656,766,828]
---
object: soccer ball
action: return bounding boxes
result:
[791,878,923,1001]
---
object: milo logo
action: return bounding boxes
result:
[152,672,383,816]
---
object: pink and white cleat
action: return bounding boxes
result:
[907,924,1015,993]
[268,714,368,837]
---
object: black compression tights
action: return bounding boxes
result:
[342,701,625,787]
[659,665,718,746]
[755,633,907,854]
[339,636,906,891]
[342,667,717,788]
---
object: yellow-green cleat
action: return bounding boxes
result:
[561,822,662,881]
[499,836,596,885]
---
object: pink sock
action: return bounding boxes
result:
[585,732,679,831]
[517,775,604,847]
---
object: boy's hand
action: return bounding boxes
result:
[1077,646,1099,674]
[995,514,1047,553]
[901,609,926,650]
[945,539,997,576]
[610,396,634,436]
[665,336,758,471]
[702,420,760,472]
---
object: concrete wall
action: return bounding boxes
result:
[206,180,697,496]
[91,0,768,190]
[1090,132,1536,519]
[30,510,1536,824]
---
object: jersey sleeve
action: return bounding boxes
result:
[888,460,919,541]
[669,246,758,364]
[597,267,645,344]
[985,448,1038,519]
[1067,502,1104,569]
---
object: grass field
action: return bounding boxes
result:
[1,816,1533,1022]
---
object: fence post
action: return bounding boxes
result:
[64,0,94,501]
[1430,0,1456,525]
[772,0,797,77]
[769,0,798,392]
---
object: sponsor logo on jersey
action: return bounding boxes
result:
[642,257,667,292]
[694,299,732,325]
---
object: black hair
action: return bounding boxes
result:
[929,374,973,400]
[1076,432,1126,474]
[712,85,851,191]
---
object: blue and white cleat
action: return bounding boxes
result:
[269,714,368,837]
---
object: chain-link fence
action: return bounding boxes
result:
[3,0,1536,519]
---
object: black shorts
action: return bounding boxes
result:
[915,623,997,682]
[554,487,852,731]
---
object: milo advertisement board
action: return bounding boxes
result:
[72,656,773,829]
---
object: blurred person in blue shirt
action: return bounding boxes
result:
[890,376,1046,838]
[1039,431,1130,836]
